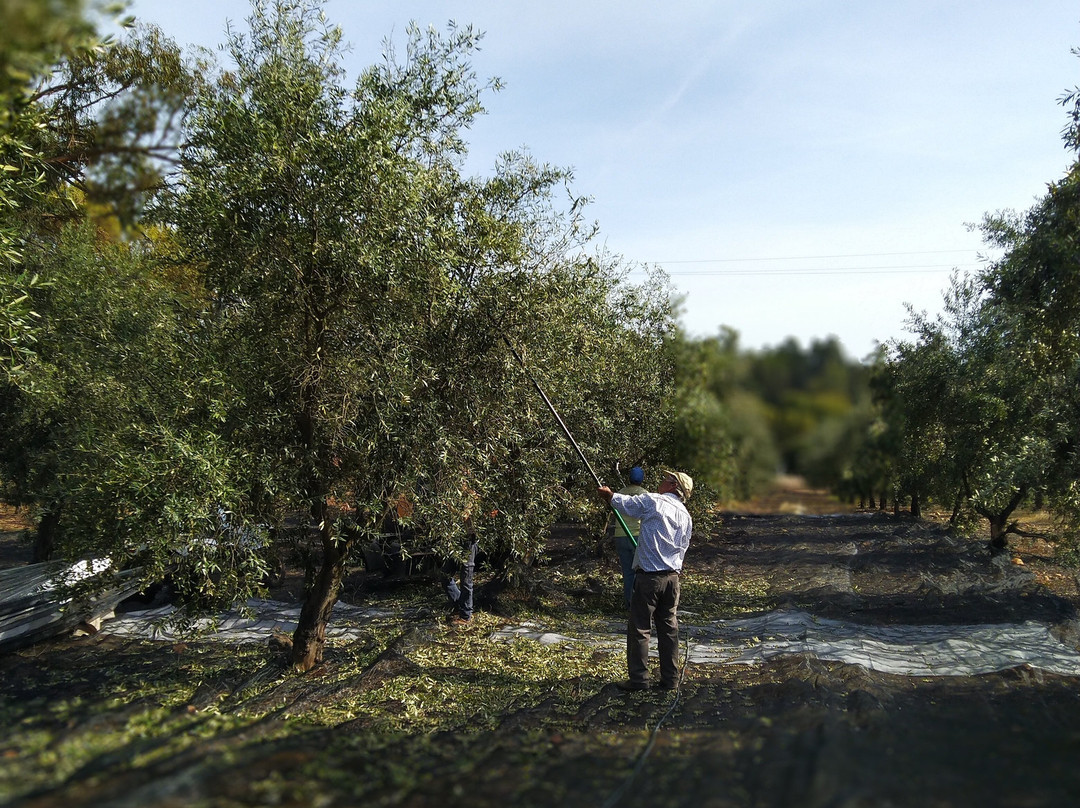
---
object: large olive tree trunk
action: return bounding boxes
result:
[291,501,351,672]
[987,512,1015,552]
[981,487,1027,553]
[289,396,348,672]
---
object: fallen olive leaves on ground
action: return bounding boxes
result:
[4,499,1080,807]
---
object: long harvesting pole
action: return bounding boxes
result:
[502,337,638,546]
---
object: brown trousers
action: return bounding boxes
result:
[627,571,680,686]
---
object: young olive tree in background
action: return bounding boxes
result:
[857,353,922,515]
[163,1,676,670]
[978,159,1080,542]
[886,274,1058,549]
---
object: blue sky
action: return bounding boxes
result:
[124,0,1080,359]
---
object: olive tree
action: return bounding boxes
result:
[0,217,254,601]
[887,274,1057,548]
[163,1,676,670]
[876,51,1080,545]
[979,160,1080,538]
[2,7,190,377]
[1,8,206,571]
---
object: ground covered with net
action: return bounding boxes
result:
[3,489,1080,807]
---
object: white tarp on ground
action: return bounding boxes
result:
[494,608,1080,677]
[103,599,400,643]
[102,601,1080,677]
[683,609,1080,676]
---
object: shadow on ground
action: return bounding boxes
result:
[4,489,1080,807]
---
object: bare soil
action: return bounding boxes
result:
[4,485,1080,807]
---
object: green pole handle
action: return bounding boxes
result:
[611,506,637,547]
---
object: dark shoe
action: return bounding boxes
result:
[615,680,648,692]
[656,680,676,691]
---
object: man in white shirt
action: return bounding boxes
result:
[598,469,694,691]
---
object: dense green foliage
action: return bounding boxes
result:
[0,222,239,579]
[1,2,211,573]
[2,0,686,667]
[2,2,190,374]
[2,0,99,371]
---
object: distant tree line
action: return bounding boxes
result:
[663,328,874,505]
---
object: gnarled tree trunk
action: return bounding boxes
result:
[981,487,1027,553]
[988,513,1011,551]
[291,502,351,671]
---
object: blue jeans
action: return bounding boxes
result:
[614,535,636,609]
[443,539,477,619]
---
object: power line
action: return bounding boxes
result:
[658,263,981,277]
[649,248,982,264]
[626,263,981,278]
[619,248,992,278]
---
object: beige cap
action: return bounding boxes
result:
[662,469,694,501]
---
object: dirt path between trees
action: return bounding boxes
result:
[5,496,1080,807]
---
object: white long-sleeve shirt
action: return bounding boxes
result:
[610,491,692,573]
